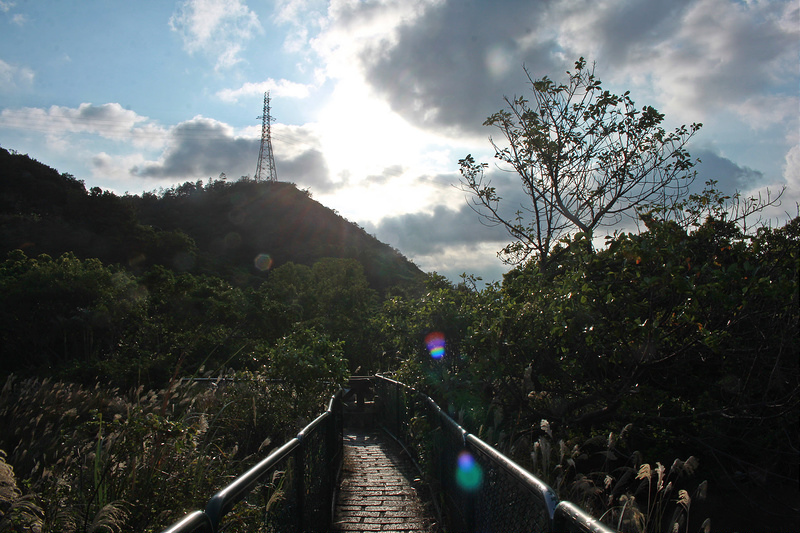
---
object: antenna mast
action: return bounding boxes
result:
[255,91,277,182]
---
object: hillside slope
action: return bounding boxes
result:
[0,147,423,291]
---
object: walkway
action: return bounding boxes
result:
[333,430,438,532]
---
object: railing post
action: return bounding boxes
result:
[396,382,402,438]
[295,432,305,532]
[463,442,477,533]
[394,381,399,436]
[327,401,334,525]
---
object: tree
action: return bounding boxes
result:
[262,258,378,371]
[460,58,702,265]
[0,251,145,374]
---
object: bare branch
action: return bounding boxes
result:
[464,58,702,265]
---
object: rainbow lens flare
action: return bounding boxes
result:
[254,253,273,271]
[456,450,482,491]
[425,331,446,360]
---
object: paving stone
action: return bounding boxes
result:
[332,430,437,533]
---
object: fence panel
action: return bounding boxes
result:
[206,438,302,533]
[373,375,615,533]
[297,412,334,530]
[467,434,557,533]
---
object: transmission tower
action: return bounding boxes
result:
[255,91,277,182]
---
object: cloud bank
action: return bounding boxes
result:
[309,0,798,139]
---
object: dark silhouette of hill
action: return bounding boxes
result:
[0,147,423,291]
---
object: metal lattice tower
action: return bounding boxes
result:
[255,91,277,182]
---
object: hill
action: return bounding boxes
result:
[0,147,423,291]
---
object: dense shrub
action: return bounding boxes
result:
[377,216,799,531]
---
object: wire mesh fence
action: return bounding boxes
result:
[373,375,615,533]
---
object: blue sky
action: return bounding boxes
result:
[1,0,798,283]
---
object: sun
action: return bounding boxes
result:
[316,79,428,181]
[312,78,464,224]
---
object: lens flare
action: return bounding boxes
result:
[254,253,273,271]
[456,450,482,491]
[425,331,445,360]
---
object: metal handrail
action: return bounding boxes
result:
[204,437,300,526]
[160,378,615,532]
[159,511,213,533]
[159,388,343,533]
[554,501,617,533]
[466,433,560,516]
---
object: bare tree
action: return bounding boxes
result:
[460,58,702,265]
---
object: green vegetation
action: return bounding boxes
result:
[0,250,356,386]
[383,60,797,531]
[378,215,798,531]
[0,60,797,531]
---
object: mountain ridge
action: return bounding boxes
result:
[0,146,424,291]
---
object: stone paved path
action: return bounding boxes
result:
[333,430,437,532]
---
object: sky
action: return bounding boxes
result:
[1,0,798,283]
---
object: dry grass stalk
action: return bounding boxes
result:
[0,372,327,532]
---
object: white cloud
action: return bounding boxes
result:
[732,94,800,132]
[273,0,328,54]
[91,151,152,184]
[366,203,507,256]
[0,0,26,25]
[613,0,799,123]
[739,143,799,226]
[409,241,510,284]
[0,103,165,147]
[169,0,262,70]
[310,0,437,82]
[0,58,33,90]
[784,144,800,191]
[216,78,313,102]
[129,115,333,187]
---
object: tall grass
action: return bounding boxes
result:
[0,372,334,532]
[520,420,709,533]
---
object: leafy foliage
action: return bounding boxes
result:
[377,215,799,531]
[0,250,380,387]
[261,259,379,372]
[0,251,146,375]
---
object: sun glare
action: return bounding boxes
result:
[317,81,426,180]
[313,80,467,224]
